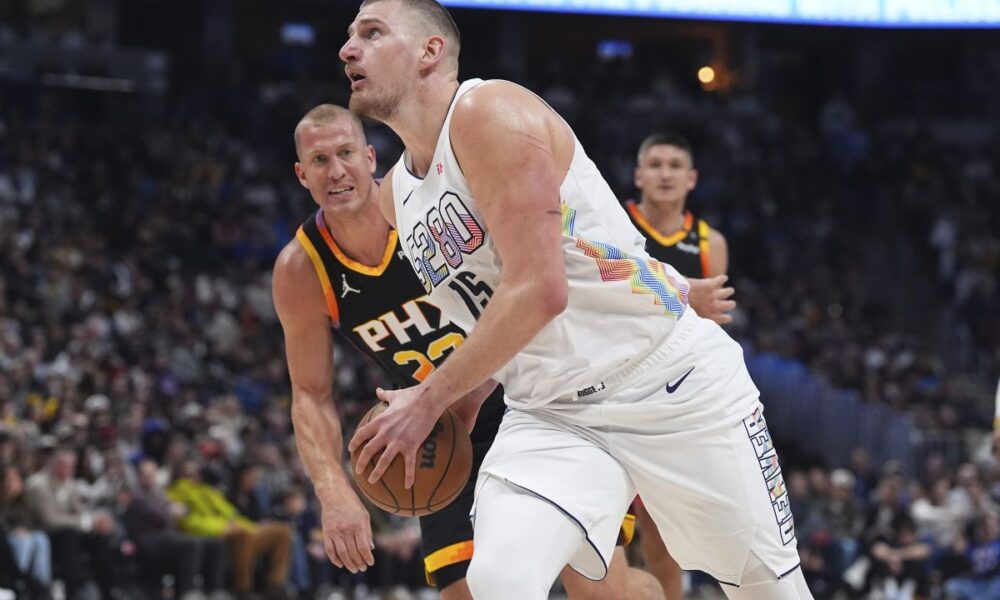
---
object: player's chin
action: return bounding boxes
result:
[325,194,361,212]
[648,191,676,205]
[348,92,373,116]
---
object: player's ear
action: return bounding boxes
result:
[688,168,699,191]
[294,162,309,190]
[366,144,377,174]
[420,35,447,69]
[634,167,644,191]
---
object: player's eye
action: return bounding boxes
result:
[313,155,327,164]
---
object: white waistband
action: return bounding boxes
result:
[569,307,699,403]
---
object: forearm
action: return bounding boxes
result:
[418,279,560,412]
[898,543,932,560]
[870,541,892,560]
[292,392,359,508]
[450,378,500,431]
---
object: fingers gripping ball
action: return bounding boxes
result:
[350,402,473,517]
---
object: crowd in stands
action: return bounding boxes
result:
[0,35,997,599]
[790,455,1000,600]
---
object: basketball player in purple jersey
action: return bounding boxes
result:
[274,105,669,600]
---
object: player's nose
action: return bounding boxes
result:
[339,37,359,64]
[328,159,347,180]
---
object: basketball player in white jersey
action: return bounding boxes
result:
[340,1,813,598]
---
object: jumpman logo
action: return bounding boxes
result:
[341,274,361,298]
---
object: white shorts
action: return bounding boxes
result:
[472,309,800,584]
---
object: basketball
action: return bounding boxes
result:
[350,402,473,517]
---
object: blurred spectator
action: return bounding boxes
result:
[867,515,932,599]
[368,513,424,593]
[270,486,331,597]
[944,513,1000,600]
[911,477,963,549]
[168,460,292,600]
[123,458,227,600]
[24,449,116,600]
[1,462,52,595]
[230,462,269,522]
[950,464,998,524]
[822,469,864,571]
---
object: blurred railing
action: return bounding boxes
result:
[745,346,967,478]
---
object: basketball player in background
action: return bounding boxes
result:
[340,1,811,599]
[627,133,729,280]
[628,132,735,599]
[274,105,670,600]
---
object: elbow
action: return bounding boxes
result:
[536,277,568,319]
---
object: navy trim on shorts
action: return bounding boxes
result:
[714,561,802,588]
[491,478,609,582]
[778,562,802,579]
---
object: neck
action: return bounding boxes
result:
[322,194,392,267]
[386,78,461,177]
[638,197,687,235]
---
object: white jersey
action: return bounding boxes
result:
[391,79,690,407]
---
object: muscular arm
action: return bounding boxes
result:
[273,242,374,573]
[407,83,568,411]
[412,83,572,410]
[352,83,570,484]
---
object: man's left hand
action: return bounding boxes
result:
[349,386,441,489]
[687,275,736,325]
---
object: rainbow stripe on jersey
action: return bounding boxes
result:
[562,205,689,317]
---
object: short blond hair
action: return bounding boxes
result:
[294,104,365,158]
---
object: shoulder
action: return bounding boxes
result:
[706,224,727,246]
[25,472,47,489]
[449,80,573,174]
[451,80,549,134]
[273,237,315,284]
[272,237,325,318]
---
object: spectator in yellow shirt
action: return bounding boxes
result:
[168,459,292,600]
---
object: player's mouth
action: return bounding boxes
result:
[329,185,355,197]
[347,69,367,91]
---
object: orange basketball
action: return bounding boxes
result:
[349,402,473,517]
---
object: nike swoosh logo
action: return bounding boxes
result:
[665,367,696,394]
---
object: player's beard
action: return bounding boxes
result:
[349,85,404,122]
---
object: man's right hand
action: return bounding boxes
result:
[321,492,375,573]
[687,275,736,325]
